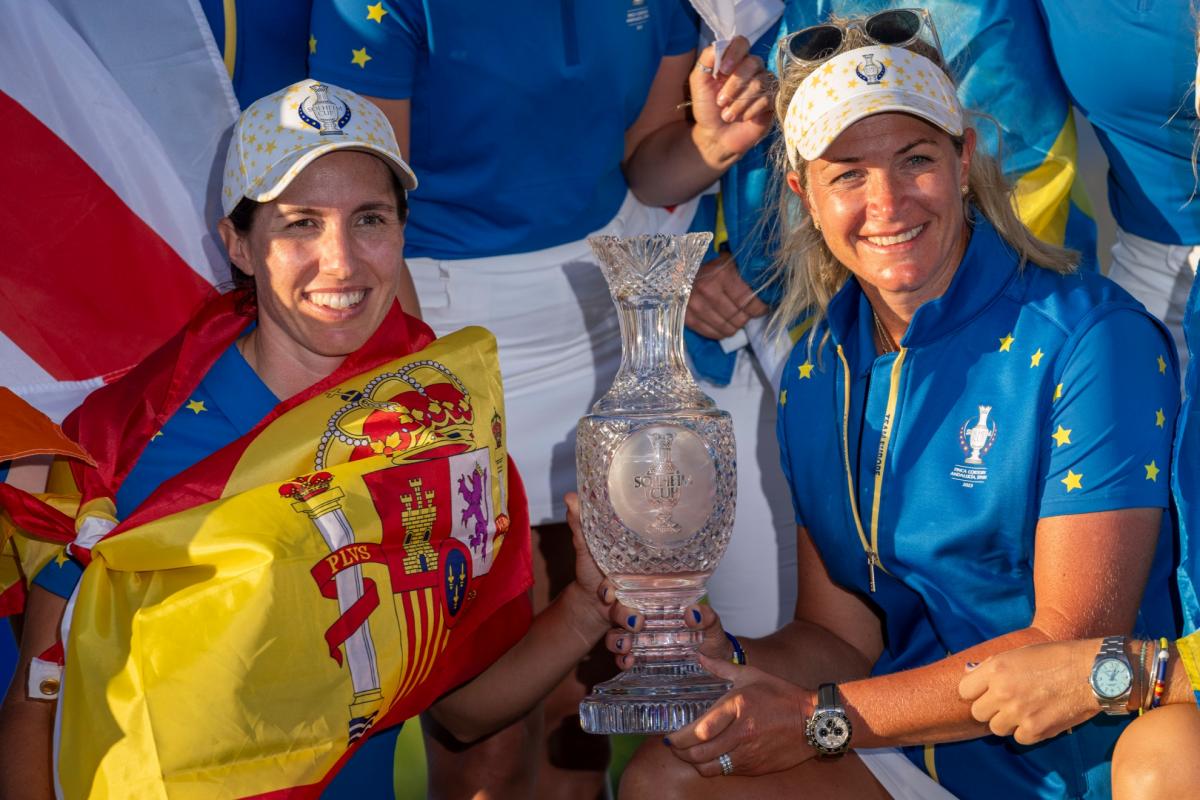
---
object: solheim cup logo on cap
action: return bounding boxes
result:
[856,53,886,85]
[299,83,352,136]
[950,405,998,487]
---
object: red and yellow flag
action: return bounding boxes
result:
[3,293,532,798]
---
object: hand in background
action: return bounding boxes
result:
[686,253,770,340]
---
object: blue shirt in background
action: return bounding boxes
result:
[309,0,698,259]
[1037,0,1200,244]
[199,0,311,107]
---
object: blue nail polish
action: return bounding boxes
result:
[692,609,703,623]
[662,737,672,747]
[627,614,638,628]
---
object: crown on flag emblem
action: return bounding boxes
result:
[279,471,335,501]
[318,360,476,470]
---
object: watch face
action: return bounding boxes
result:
[811,710,851,751]
[1091,657,1132,699]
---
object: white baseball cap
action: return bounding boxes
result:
[783,45,963,166]
[220,80,417,216]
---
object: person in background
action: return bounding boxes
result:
[610,9,1187,798]
[309,2,775,796]
[1036,0,1199,371]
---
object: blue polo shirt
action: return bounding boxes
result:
[777,214,1184,799]
[308,0,698,259]
[31,339,399,798]
[199,0,311,107]
[1037,0,1200,244]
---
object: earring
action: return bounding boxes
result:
[812,218,822,232]
[960,185,969,196]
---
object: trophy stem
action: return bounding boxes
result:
[579,591,731,734]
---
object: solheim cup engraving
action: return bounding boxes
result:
[609,425,715,548]
[577,233,736,735]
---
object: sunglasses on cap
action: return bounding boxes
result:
[778,8,944,70]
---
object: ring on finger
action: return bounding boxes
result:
[697,64,714,74]
[718,752,734,776]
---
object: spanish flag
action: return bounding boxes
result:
[2,293,532,798]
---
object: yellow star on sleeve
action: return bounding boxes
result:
[798,361,814,379]
[1155,408,1165,428]
[998,333,1014,352]
[1051,426,1071,447]
[366,2,388,23]
[351,47,372,68]
[1030,348,1044,367]
[151,430,164,441]
[1053,383,1063,402]
[780,389,787,406]
[54,548,69,566]
[1145,460,1160,482]
[309,35,317,55]
[185,399,207,414]
[1061,470,1083,492]
[1158,355,1167,374]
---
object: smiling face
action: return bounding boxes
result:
[790,113,975,311]
[219,150,405,376]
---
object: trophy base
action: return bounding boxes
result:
[579,661,732,734]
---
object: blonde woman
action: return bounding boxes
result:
[609,10,1187,799]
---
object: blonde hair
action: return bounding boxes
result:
[766,18,1078,349]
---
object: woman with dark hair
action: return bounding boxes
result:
[0,80,614,799]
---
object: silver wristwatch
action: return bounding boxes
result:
[1089,635,1133,715]
[805,683,852,757]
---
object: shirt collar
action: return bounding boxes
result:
[204,329,279,436]
[825,211,1018,372]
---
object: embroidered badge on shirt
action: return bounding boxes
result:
[950,404,997,487]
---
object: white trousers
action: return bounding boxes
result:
[1108,227,1200,375]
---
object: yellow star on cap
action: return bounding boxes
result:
[1155,408,1165,428]
[351,46,372,68]
[1051,426,1071,447]
[1053,383,1063,402]
[998,333,1014,352]
[151,430,163,441]
[1145,460,1160,482]
[780,389,787,406]
[1061,470,1083,492]
[186,399,207,414]
[366,2,388,23]
[1158,355,1167,374]
[798,361,814,380]
[309,35,317,55]
[1030,348,1044,367]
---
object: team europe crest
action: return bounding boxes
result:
[950,404,997,488]
[279,358,509,743]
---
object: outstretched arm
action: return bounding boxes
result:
[427,494,612,742]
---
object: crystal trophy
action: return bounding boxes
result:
[577,233,737,734]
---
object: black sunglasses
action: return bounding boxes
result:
[780,8,943,67]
